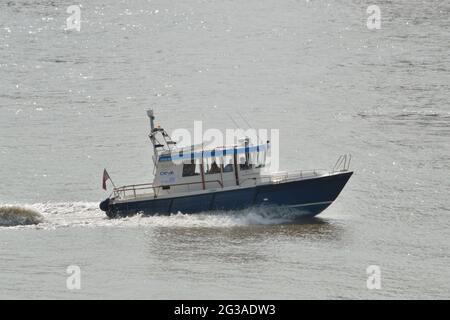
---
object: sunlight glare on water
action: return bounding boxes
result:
[0,0,449,299]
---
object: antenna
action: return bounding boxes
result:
[147,109,158,165]
[237,110,252,129]
[236,110,266,147]
[227,113,240,130]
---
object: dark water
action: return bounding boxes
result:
[0,0,449,299]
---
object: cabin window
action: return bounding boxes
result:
[205,157,221,175]
[222,155,234,173]
[182,161,200,177]
[239,155,253,170]
[256,150,266,168]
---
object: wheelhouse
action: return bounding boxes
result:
[153,139,270,195]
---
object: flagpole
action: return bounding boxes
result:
[109,176,116,189]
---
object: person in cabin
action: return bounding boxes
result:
[239,157,251,170]
[208,161,221,174]
[183,162,197,176]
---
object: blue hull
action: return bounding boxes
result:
[100,172,353,218]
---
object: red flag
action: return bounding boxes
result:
[102,169,110,190]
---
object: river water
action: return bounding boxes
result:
[0,0,449,299]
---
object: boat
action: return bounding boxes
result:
[99,110,353,218]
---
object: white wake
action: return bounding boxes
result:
[0,201,314,230]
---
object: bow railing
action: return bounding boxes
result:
[332,154,352,172]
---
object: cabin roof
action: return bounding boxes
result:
[158,143,268,162]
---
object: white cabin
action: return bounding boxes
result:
[152,139,270,197]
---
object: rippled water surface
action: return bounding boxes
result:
[0,0,449,299]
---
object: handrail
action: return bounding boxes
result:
[113,180,223,200]
[333,154,352,172]
[240,169,329,186]
[157,180,223,189]
[115,182,154,189]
